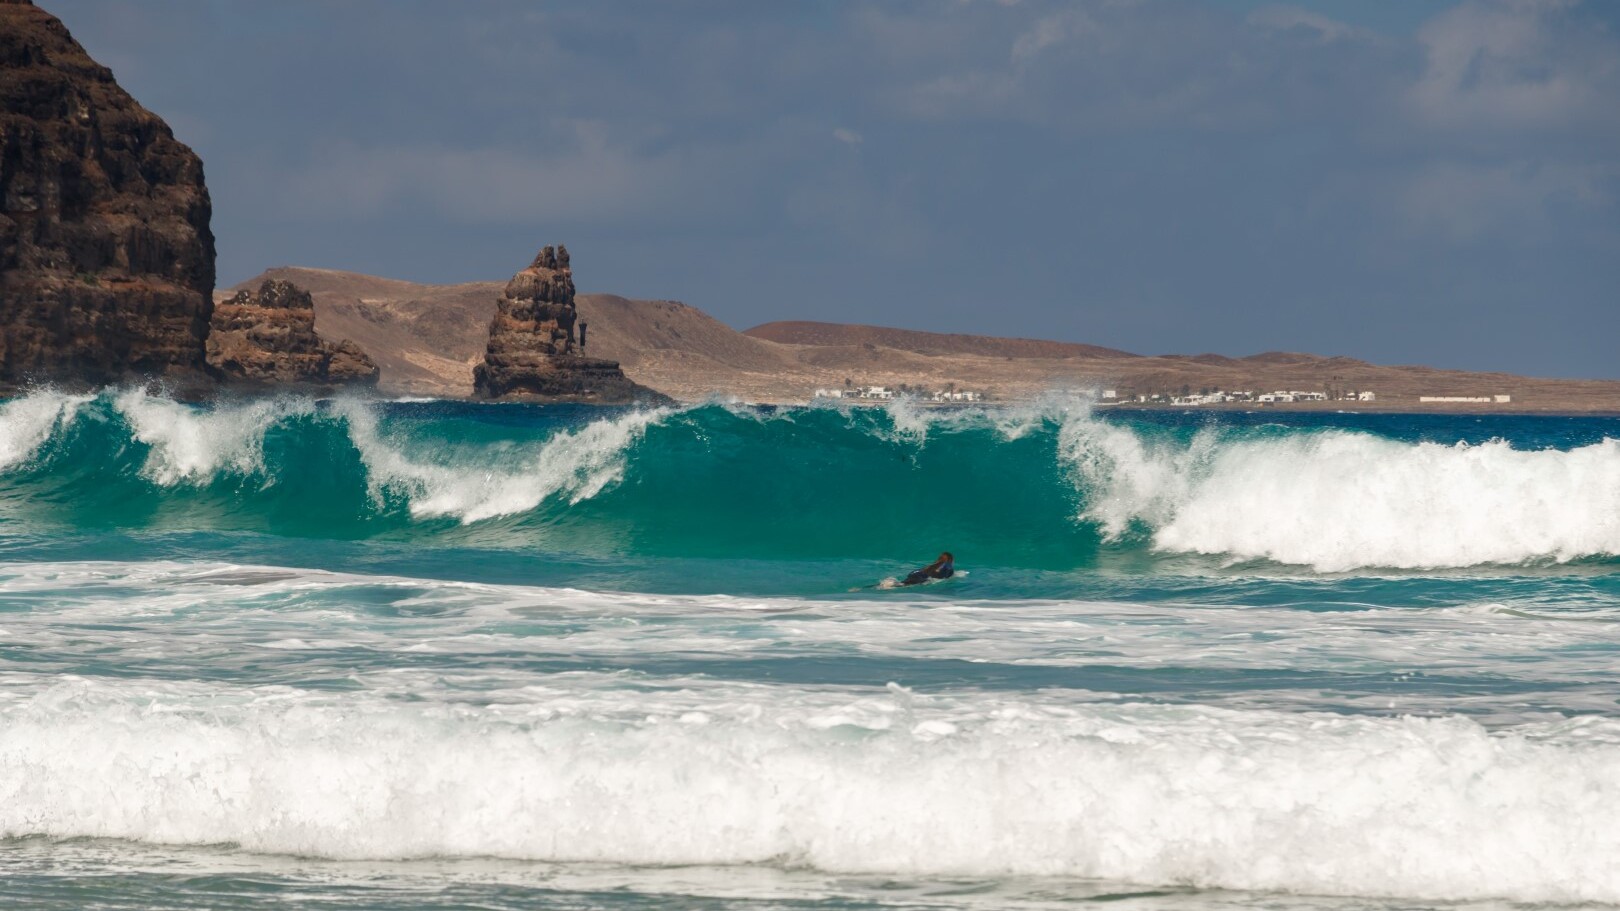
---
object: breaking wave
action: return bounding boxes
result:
[1059,416,1620,571]
[336,400,670,523]
[3,677,1620,903]
[0,390,89,471]
[1,388,1618,570]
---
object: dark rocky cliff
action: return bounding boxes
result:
[0,0,215,390]
[474,245,662,403]
[206,279,378,390]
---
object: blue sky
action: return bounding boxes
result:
[53,0,1620,377]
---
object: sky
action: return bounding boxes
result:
[51,0,1620,378]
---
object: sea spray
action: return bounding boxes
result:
[113,389,316,485]
[1051,412,1620,570]
[0,390,89,471]
[1059,412,1221,538]
[338,400,673,523]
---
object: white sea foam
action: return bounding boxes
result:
[985,391,1093,441]
[338,401,672,523]
[0,390,90,470]
[6,558,1620,900]
[3,677,1620,903]
[871,392,1092,445]
[1059,414,1620,570]
[879,396,937,442]
[9,558,1620,720]
[113,389,314,485]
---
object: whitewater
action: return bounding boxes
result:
[4,390,1620,910]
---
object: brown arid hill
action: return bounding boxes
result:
[230,267,803,400]
[746,321,1135,361]
[229,267,1620,412]
[225,268,500,397]
[1,0,214,392]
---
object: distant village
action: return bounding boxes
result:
[1104,388,1375,405]
[814,384,986,403]
[813,384,1518,407]
[1103,389,1513,406]
[815,385,1384,406]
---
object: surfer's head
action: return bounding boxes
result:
[938,552,953,567]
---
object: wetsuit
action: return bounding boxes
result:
[902,561,954,586]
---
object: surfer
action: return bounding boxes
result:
[901,552,954,586]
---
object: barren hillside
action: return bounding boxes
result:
[228,270,812,399]
[745,321,1135,360]
[227,268,499,396]
[226,268,1620,411]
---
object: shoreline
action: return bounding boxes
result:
[8,386,1620,417]
[1092,401,1620,417]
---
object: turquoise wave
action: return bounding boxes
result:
[0,392,1093,567]
[3,390,1620,573]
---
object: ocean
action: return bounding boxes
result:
[3,389,1620,910]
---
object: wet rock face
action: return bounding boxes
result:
[0,0,215,389]
[474,245,662,403]
[206,280,378,389]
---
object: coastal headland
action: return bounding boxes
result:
[228,266,1620,413]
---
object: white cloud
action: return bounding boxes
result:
[1247,5,1371,43]
[1407,0,1617,131]
[1010,10,1093,62]
[833,127,863,145]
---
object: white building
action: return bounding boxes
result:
[1171,391,1232,406]
[1357,391,1376,401]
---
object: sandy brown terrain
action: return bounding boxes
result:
[224,268,500,397]
[745,321,1135,361]
[227,269,1620,412]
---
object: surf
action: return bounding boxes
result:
[1,389,1619,572]
[4,673,1620,904]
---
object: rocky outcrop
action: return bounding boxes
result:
[474,245,662,403]
[206,279,378,389]
[0,0,215,390]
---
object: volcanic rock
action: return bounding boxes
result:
[206,279,378,389]
[474,245,662,403]
[0,0,215,390]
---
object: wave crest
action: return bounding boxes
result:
[0,390,88,471]
[4,389,1620,569]
[341,401,673,523]
[4,680,1620,903]
[114,390,314,485]
[1057,414,1620,570]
